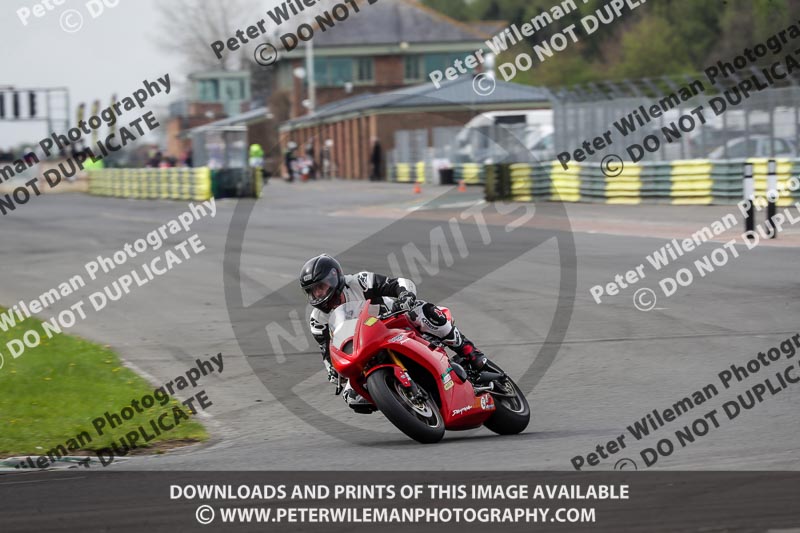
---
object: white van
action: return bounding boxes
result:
[452,109,554,164]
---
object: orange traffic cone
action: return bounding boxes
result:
[457,179,467,192]
[413,182,422,194]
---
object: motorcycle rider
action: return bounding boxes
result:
[300,254,487,411]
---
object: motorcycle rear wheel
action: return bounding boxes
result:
[482,362,530,435]
[367,368,445,444]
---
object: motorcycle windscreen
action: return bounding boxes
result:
[329,300,382,350]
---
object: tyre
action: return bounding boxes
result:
[482,362,530,435]
[367,367,445,444]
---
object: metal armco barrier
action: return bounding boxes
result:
[88,168,212,201]
[483,158,800,206]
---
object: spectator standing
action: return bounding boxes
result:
[322,139,334,179]
[369,137,382,181]
[305,139,317,179]
[285,141,298,182]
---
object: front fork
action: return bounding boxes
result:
[387,350,426,401]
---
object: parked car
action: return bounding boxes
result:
[708,135,796,159]
[528,128,554,162]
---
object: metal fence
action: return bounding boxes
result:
[432,126,462,160]
[552,75,800,163]
[388,123,543,171]
[390,72,800,177]
[388,127,462,182]
[391,129,428,164]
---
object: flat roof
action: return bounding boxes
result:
[186,107,272,135]
[285,0,493,52]
[280,77,552,130]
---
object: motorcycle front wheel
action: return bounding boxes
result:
[367,367,445,444]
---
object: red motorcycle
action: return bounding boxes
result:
[328,300,530,443]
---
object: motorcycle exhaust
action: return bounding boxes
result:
[476,371,505,384]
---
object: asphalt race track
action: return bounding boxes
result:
[2,180,800,472]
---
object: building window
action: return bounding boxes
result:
[404,53,469,83]
[313,57,354,87]
[423,53,464,74]
[404,56,422,82]
[221,79,244,101]
[197,79,219,102]
[355,57,373,83]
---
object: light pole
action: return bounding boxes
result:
[305,39,316,113]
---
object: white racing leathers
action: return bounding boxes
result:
[308,272,465,401]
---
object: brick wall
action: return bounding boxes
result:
[289,56,416,118]
[281,110,479,180]
[165,102,226,159]
[374,111,477,154]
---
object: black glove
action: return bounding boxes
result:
[323,357,345,395]
[392,291,416,313]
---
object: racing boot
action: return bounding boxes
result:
[342,382,375,414]
[453,337,487,371]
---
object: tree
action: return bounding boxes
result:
[419,0,470,20]
[427,0,795,87]
[154,0,264,71]
[610,16,691,80]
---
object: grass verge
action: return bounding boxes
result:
[0,307,207,456]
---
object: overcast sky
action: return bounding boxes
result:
[0,0,289,151]
[1,0,166,149]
